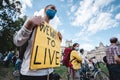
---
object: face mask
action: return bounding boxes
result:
[75,47,79,51]
[46,9,56,19]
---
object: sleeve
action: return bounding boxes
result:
[13,21,32,47]
[72,51,82,63]
[114,46,120,56]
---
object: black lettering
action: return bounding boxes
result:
[43,25,47,33]
[46,25,49,36]
[44,48,47,64]
[50,29,56,39]
[34,45,41,64]
[47,37,56,47]
[47,37,51,45]
[50,27,52,37]
[40,24,57,40]
[51,40,55,47]
[55,51,59,65]
[53,31,56,39]
[40,25,44,31]
[39,25,47,33]
[50,27,51,37]
[48,49,55,65]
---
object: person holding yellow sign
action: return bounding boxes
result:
[13,4,62,80]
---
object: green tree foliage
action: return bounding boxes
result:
[0,0,27,53]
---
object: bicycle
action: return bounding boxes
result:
[93,62,109,80]
[79,61,109,80]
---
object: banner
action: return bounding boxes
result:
[30,22,61,70]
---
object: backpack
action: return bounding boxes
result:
[62,47,72,67]
[13,29,34,77]
[18,28,34,60]
[18,41,29,60]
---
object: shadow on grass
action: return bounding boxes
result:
[0,63,109,80]
[0,63,14,80]
[54,65,68,80]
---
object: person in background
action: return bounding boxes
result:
[91,57,98,72]
[70,43,82,80]
[106,37,120,80]
[13,4,62,80]
[0,52,3,61]
[80,49,89,73]
[4,51,14,67]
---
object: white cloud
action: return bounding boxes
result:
[72,0,98,27]
[34,9,44,17]
[19,4,26,17]
[115,13,120,20]
[67,11,71,16]
[34,9,62,29]
[109,5,120,13]
[72,0,114,27]
[114,34,120,39]
[60,0,64,2]
[50,16,62,29]
[61,39,66,46]
[94,0,114,8]
[21,0,32,8]
[70,5,77,13]
[70,0,119,39]
[19,0,33,17]
[87,13,118,34]
[59,29,64,34]
[80,43,94,51]
[68,0,73,3]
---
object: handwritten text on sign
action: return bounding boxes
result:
[30,22,61,70]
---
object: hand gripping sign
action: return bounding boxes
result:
[30,22,61,70]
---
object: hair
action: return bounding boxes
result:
[80,48,84,53]
[72,43,79,50]
[110,37,118,43]
[103,56,107,63]
[117,41,120,46]
[45,4,56,12]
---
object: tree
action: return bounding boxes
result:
[0,0,26,53]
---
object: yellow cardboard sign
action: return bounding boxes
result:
[30,22,61,70]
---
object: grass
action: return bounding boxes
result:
[54,65,68,79]
[0,64,14,80]
[97,62,109,75]
[0,63,68,80]
[0,63,109,80]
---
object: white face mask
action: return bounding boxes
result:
[75,47,79,51]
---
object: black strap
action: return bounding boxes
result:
[70,58,76,62]
[19,28,35,60]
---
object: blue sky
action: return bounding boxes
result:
[19,0,120,51]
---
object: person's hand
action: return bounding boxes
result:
[25,16,44,30]
[57,32,62,42]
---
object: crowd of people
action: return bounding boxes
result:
[65,37,120,80]
[0,50,19,67]
[0,4,120,80]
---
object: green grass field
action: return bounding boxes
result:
[0,65,14,80]
[0,63,109,80]
[0,63,68,80]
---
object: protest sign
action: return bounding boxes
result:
[30,22,61,70]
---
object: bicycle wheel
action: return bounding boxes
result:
[79,70,85,80]
[94,71,109,80]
